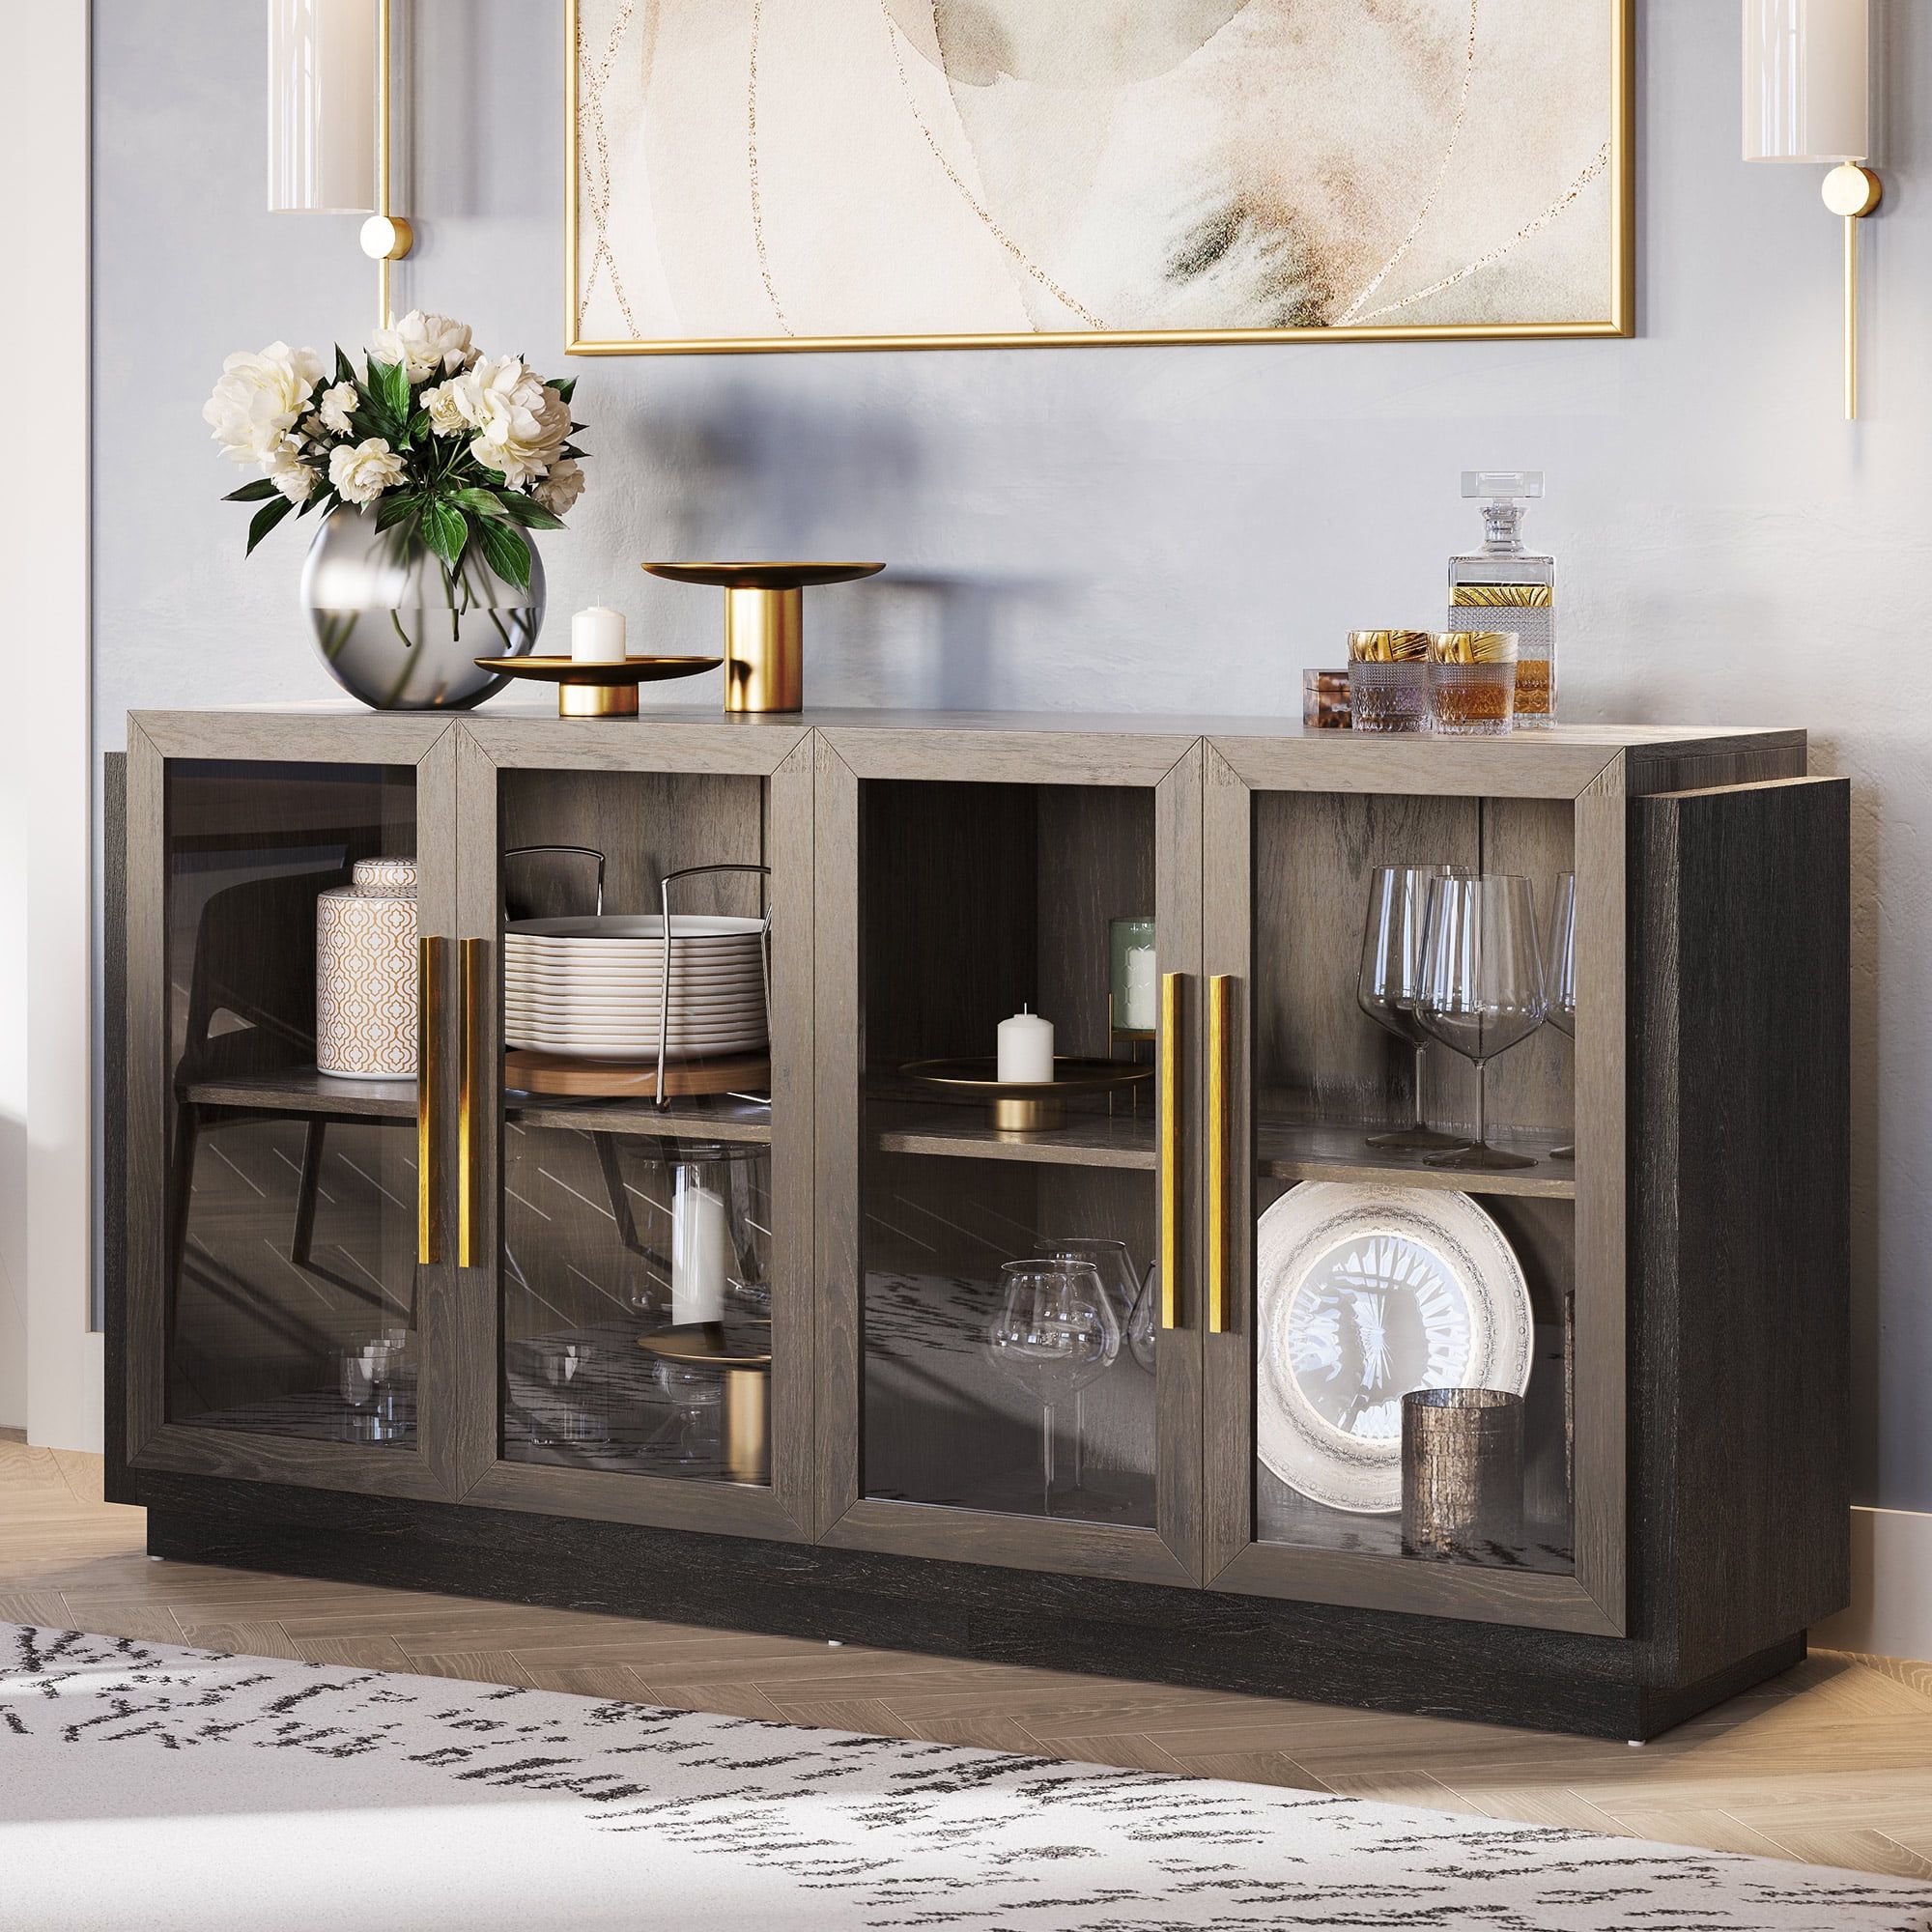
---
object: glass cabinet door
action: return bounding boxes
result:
[1202,752,1624,1634]
[453,725,814,1538]
[815,732,1203,1585]
[125,719,457,1498]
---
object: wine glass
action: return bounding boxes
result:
[1546,871,1577,1160]
[988,1259,1121,1514]
[526,1341,611,1451]
[1415,873,1547,1171]
[1126,1263,1160,1374]
[1357,864,1472,1151]
[1039,1238,1134,1484]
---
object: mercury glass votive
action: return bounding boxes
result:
[1348,631,1434,734]
[1429,630,1519,737]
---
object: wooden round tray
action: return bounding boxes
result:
[504,1048,769,1099]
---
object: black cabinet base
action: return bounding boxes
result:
[140,1486,1804,1743]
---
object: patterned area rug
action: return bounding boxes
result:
[4,1623,1929,1932]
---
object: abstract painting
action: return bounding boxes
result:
[568,0,1632,354]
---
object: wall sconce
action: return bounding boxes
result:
[1744,0,1881,419]
[268,0,412,328]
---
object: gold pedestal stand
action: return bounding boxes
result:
[643,563,886,714]
[472,654,723,717]
[900,1057,1155,1138]
[638,1323,771,1485]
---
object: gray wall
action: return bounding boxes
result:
[94,0,1932,1511]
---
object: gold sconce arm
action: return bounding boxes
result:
[1824,164,1883,420]
[360,0,413,328]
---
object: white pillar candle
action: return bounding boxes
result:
[1122,946,1157,1032]
[997,1006,1054,1084]
[571,605,628,664]
[671,1178,729,1324]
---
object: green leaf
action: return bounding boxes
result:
[420,497,468,570]
[405,410,430,444]
[550,376,576,403]
[334,344,357,389]
[244,494,296,555]
[374,492,421,532]
[222,478,279,503]
[495,493,565,531]
[472,516,532,592]
[371,357,411,422]
[451,486,512,522]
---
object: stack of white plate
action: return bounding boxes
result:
[503,915,769,1062]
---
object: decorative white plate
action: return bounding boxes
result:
[506,915,767,942]
[506,989,769,1020]
[1255,1181,1533,1516]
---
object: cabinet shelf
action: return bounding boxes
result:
[506,1094,772,1144]
[1255,1118,1575,1201]
[183,1067,774,1144]
[869,1096,1574,1198]
[870,1098,1156,1170]
[181,1067,415,1120]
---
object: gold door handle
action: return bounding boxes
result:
[1208,974,1233,1335]
[458,936,489,1269]
[416,936,444,1265]
[1159,971,1183,1329]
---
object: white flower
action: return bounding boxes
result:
[467,360,572,490]
[420,376,478,438]
[328,437,407,507]
[531,456,585,517]
[203,340,327,466]
[368,309,476,383]
[267,444,320,504]
[317,383,358,436]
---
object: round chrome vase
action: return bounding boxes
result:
[301,504,545,711]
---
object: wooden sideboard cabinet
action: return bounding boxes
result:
[108,709,1849,1740]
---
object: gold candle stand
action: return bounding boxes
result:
[643,562,886,714]
[471,654,723,717]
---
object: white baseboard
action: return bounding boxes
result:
[1812,1506,1932,1663]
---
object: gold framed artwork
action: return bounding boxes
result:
[566,0,1634,356]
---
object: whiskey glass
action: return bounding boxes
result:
[1429,631,1519,737]
[1358,864,1473,1152]
[1416,873,1547,1171]
[1348,631,1433,734]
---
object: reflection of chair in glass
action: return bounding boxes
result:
[169,870,384,1321]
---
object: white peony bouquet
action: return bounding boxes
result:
[204,310,586,590]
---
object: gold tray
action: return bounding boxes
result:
[473,654,723,718]
[898,1055,1154,1132]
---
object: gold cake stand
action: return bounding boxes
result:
[638,1321,771,1485]
[471,654,722,718]
[641,562,886,714]
[899,1056,1155,1134]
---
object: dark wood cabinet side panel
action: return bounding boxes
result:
[1632,778,1851,1679]
[103,752,129,1499]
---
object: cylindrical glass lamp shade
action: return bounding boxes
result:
[268,0,378,212]
[1744,0,1871,162]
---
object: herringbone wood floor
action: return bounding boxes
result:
[4,1436,1930,1880]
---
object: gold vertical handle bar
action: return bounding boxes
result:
[1208,974,1232,1336]
[416,936,444,1265]
[1159,972,1183,1329]
[458,937,488,1269]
